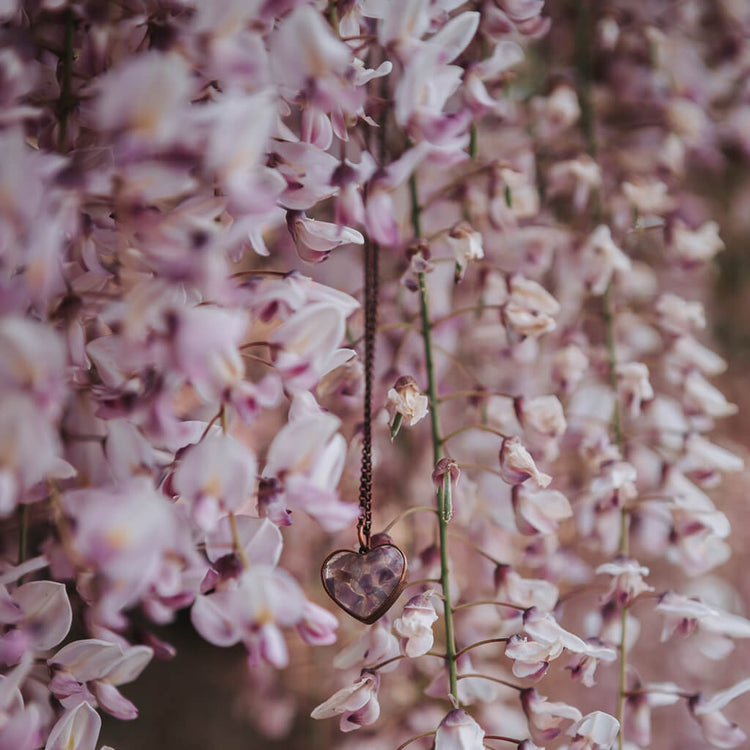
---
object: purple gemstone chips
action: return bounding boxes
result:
[321,544,408,624]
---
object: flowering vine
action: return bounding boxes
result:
[0,0,749,749]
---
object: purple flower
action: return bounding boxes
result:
[49,639,153,720]
[45,702,102,750]
[434,708,485,749]
[173,434,257,532]
[0,581,71,664]
[310,672,381,732]
[393,591,439,657]
[191,566,305,668]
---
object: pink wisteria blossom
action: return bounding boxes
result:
[310,672,381,732]
[48,639,153,720]
[434,708,485,749]
[0,1,748,748]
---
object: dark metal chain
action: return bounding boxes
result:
[357,241,378,552]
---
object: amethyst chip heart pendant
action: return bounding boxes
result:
[321,544,408,624]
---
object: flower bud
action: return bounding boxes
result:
[432,458,460,487]
[515,395,567,439]
[521,687,582,742]
[499,436,552,487]
[447,222,484,283]
[580,225,630,295]
[386,375,429,427]
[310,672,381,732]
[434,709,485,750]
[393,591,438,657]
[567,711,620,749]
[616,362,654,418]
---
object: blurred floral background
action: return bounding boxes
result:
[2,1,750,749]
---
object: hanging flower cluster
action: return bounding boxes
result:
[0,0,749,748]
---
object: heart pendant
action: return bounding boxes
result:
[321,544,408,624]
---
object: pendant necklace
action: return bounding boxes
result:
[320,241,408,624]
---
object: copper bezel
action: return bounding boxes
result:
[320,544,408,625]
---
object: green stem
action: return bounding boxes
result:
[368,652,444,672]
[454,637,510,659]
[602,283,627,551]
[412,173,459,704]
[396,731,436,750]
[605,282,629,750]
[410,174,422,239]
[575,4,627,745]
[441,423,508,446]
[379,506,439,535]
[325,0,339,34]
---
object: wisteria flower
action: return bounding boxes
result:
[616,363,654,418]
[505,632,560,680]
[565,640,618,688]
[310,672,381,732]
[296,601,339,647]
[566,711,620,750]
[596,558,654,607]
[689,679,750,749]
[655,293,706,334]
[625,682,681,746]
[0,3,747,748]
[48,639,153,720]
[656,591,750,658]
[333,624,400,673]
[94,51,193,145]
[386,375,429,428]
[286,212,364,263]
[270,303,356,392]
[434,708,485,750]
[0,652,41,750]
[503,276,561,340]
[494,566,559,613]
[172,434,257,531]
[204,516,282,569]
[521,688,583,743]
[580,225,631,295]
[512,485,572,536]
[515,395,567,441]
[0,581,71,664]
[62,478,193,626]
[393,591,439,657]
[507,608,616,681]
[547,155,601,211]
[669,220,724,265]
[44,702,102,750]
[191,566,305,669]
[263,402,359,531]
[552,345,590,394]
[447,222,484,281]
[499,437,552,487]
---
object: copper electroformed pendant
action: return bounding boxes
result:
[321,543,407,624]
[320,241,407,623]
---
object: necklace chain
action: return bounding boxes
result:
[357,241,378,552]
